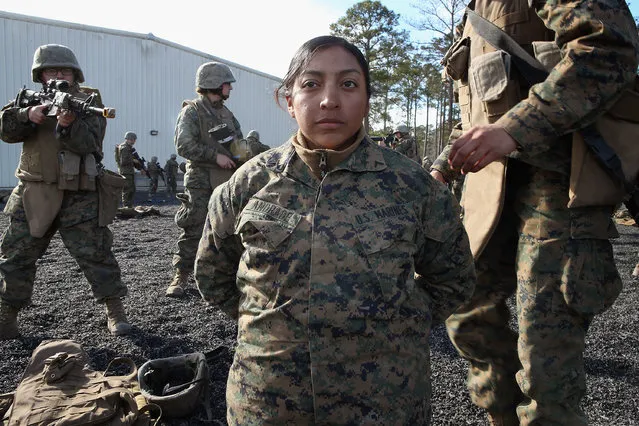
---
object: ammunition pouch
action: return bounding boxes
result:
[58,150,81,190]
[568,77,639,213]
[443,36,470,81]
[97,169,127,227]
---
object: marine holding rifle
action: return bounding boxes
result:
[115,131,143,208]
[0,44,131,339]
[431,2,639,424]
[166,61,242,297]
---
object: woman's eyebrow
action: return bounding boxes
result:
[300,68,363,78]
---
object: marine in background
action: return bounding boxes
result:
[164,153,179,197]
[166,61,242,297]
[392,124,419,163]
[0,44,131,339]
[146,156,162,202]
[115,131,141,208]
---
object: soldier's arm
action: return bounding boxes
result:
[56,111,105,155]
[414,185,476,323]
[0,105,38,143]
[195,178,243,319]
[431,124,464,183]
[496,0,639,156]
[175,105,218,163]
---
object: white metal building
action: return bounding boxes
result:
[0,10,297,189]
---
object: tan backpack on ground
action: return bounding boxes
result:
[0,339,161,426]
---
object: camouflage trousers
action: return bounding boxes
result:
[148,177,158,197]
[172,166,234,272]
[446,163,621,425]
[0,185,127,308]
[166,175,177,196]
[121,173,135,208]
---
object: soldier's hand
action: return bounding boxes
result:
[216,154,236,169]
[448,124,517,174]
[27,105,48,124]
[430,170,447,184]
[57,109,76,128]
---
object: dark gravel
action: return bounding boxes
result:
[0,191,637,425]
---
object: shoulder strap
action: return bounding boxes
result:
[466,8,548,85]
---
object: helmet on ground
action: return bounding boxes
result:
[138,352,209,418]
[394,124,410,134]
[196,62,236,90]
[32,44,84,83]
[124,131,137,141]
[246,130,260,141]
[170,154,177,160]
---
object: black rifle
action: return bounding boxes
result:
[154,162,166,184]
[13,79,116,119]
[131,149,151,178]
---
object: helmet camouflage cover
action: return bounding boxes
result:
[394,124,410,134]
[246,130,260,141]
[196,62,236,90]
[31,44,84,83]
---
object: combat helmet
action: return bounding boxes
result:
[170,154,177,160]
[196,62,236,90]
[394,124,410,135]
[151,156,158,163]
[138,352,210,418]
[246,130,260,141]
[31,44,84,83]
[124,131,137,141]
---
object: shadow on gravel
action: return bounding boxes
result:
[585,356,639,387]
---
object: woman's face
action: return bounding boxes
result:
[286,45,369,150]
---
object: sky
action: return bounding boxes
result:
[0,0,431,79]
[3,1,639,78]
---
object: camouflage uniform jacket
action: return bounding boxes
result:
[175,95,242,189]
[0,83,106,184]
[164,158,179,178]
[394,135,419,163]
[147,161,161,179]
[434,0,639,180]
[196,136,476,423]
[116,142,135,175]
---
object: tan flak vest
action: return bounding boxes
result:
[13,87,104,238]
[183,98,240,169]
[444,0,555,257]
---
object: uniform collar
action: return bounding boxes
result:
[264,129,387,187]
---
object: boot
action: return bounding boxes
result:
[487,410,519,426]
[166,269,189,297]
[0,301,19,340]
[105,298,131,336]
[632,262,639,277]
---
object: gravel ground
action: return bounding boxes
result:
[0,190,637,425]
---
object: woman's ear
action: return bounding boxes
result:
[286,95,295,118]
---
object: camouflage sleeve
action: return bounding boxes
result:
[415,186,476,324]
[119,145,133,168]
[57,112,105,155]
[175,104,217,163]
[195,177,243,319]
[431,124,464,183]
[496,0,639,156]
[0,106,36,143]
[232,115,243,140]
